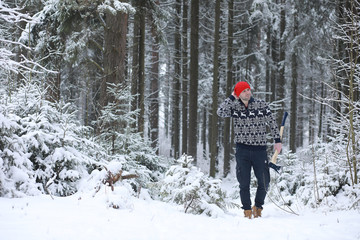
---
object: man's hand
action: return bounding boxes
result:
[232,91,239,99]
[274,142,282,153]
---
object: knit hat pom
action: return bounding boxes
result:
[234,81,251,97]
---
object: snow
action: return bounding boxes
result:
[1,187,359,240]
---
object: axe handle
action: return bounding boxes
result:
[270,125,285,164]
[279,125,285,138]
[271,151,279,164]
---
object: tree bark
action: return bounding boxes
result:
[277,0,286,125]
[172,0,182,158]
[188,0,199,163]
[223,0,234,178]
[290,9,298,153]
[102,7,128,107]
[149,0,160,154]
[265,23,271,103]
[270,16,278,103]
[210,0,221,178]
[131,3,140,130]
[138,2,146,136]
[346,0,358,185]
[181,0,189,155]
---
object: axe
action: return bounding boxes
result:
[269,111,288,174]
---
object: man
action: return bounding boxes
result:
[217,81,282,219]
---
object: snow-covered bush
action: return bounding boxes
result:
[95,83,168,185]
[268,150,304,206]
[269,140,356,210]
[157,154,239,217]
[0,83,101,197]
[0,107,38,197]
[77,160,139,210]
[0,80,167,198]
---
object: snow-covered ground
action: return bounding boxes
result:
[1,191,359,240]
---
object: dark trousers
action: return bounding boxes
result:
[235,143,270,210]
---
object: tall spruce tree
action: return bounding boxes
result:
[188,0,200,163]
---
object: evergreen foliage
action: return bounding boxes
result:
[0,82,100,197]
[95,83,167,185]
[0,81,168,198]
[158,154,239,217]
[269,146,360,210]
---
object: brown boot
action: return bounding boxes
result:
[244,209,252,219]
[252,206,262,218]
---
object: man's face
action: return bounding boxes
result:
[239,88,251,101]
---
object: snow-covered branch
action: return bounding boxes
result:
[0,2,37,24]
[0,2,53,75]
[0,38,32,51]
[98,1,135,16]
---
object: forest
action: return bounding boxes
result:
[0,0,359,213]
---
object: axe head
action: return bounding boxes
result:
[269,162,282,174]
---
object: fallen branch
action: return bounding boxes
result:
[267,175,300,216]
[103,168,138,191]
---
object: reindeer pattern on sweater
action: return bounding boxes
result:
[217,96,281,146]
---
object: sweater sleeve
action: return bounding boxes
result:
[217,95,236,118]
[264,104,281,143]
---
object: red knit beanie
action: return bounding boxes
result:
[234,81,251,97]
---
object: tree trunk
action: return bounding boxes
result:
[172,0,182,159]
[45,72,61,103]
[131,3,140,130]
[270,19,278,103]
[277,0,286,125]
[181,0,189,155]
[202,109,207,156]
[188,0,199,163]
[15,13,28,90]
[308,76,315,145]
[102,7,128,107]
[138,3,146,136]
[346,0,358,185]
[164,51,171,138]
[290,9,298,153]
[334,0,346,120]
[223,0,234,178]
[101,3,128,153]
[149,0,160,154]
[297,77,304,147]
[265,24,271,103]
[318,82,325,139]
[210,0,221,178]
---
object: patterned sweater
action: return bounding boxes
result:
[217,96,281,146]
